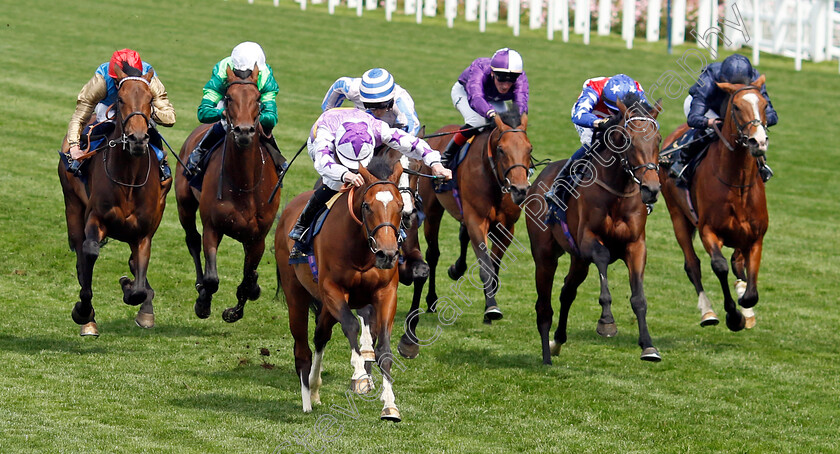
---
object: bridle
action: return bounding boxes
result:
[222,79,260,131]
[716,85,768,151]
[215,78,264,198]
[616,115,660,186]
[487,126,530,193]
[347,180,403,254]
[104,76,153,187]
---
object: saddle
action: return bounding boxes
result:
[434,136,473,194]
[288,191,344,268]
[659,128,712,188]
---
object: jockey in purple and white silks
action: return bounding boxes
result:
[441,48,529,166]
[288,108,452,258]
[669,54,779,184]
[321,68,422,214]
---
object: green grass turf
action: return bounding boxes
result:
[1,0,839,452]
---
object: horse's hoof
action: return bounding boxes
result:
[734,279,747,299]
[119,276,132,289]
[222,307,243,323]
[194,301,211,319]
[447,264,465,280]
[641,347,661,362]
[80,322,99,337]
[351,377,373,395]
[700,311,720,327]
[380,407,401,423]
[135,311,155,329]
[397,336,420,359]
[426,300,437,313]
[549,340,561,356]
[596,321,618,338]
[484,306,503,321]
[124,290,147,306]
[726,311,746,332]
[360,349,376,362]
[742,307,756,329]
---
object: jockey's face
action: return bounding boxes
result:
[493,74,514,94]
[364,99,394,119]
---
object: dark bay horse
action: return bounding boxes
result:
[659,76,770,331]
[175,66,280,323]
[58,64,168,336]
[275,157,405,421]
[416,111,532,325]
[525,95,663,364]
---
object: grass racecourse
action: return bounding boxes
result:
[2,0,840,452]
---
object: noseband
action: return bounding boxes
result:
[109,77,153,152]
[348,180,403,254]
[717,85,768,151]
[488,127,529,193]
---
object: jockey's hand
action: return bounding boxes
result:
[430,163,453,181]
[69,145,84,160]
[343,172,365,187]
[708,118,723,129]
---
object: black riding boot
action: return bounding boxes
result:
[186,122,225,175]
[757,156,774,182]
[289,184,339,259]
[669,128,711,186]
[546,144,589,205]
[440,124,475,168]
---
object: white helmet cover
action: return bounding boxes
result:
[231,41,266,71]
[360,68,396,103]
[490,48,524,73]
[334,121,375,169]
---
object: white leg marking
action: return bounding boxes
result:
[309,350,324,405]
[380,376,397,410]
[350,349,367,380]
[734,279,747,299]
[697,291,714,315]
[741,307,755,318]
[300,373,312,413]
[358,314,375,361]
[398,166,413,214]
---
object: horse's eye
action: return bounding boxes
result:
[733,105,740,112]
[362,202,371,212]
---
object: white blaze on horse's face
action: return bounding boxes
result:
[741,93,768,152]
[375,190,395,209]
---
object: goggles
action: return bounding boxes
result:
[493,71,520,83]
[363,99,395,111]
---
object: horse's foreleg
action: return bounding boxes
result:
[589,240,617,338]
[72,218,106,336]
[625,241,660,361]
[671,210,716,326]
[463,220,503,323]
[356,305,377,367]
[700,227,744,332]
[398,217,429,359]
[122,238,151,307]
[222,240,265,323]
[373,287,400,422]
[310,310,339,406]
[448,223,470,280]
[285,277,314,412]
[322,282,368,394]
[423,201,444,312]
[195,228,222,319]
[553,256,590,352]
[177,198,204,296]
[534,245,559,365]
[738,240,763,330]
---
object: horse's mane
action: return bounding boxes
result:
[365,154,395,180]
[121,61,143,78]
[621,92,656,117]
[498,109,522,128]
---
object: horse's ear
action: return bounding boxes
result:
[358,165,374,184]
[390,161,403,184]
[112,62,127,80]
[751,74,766,88]
[226,65,237,81]
[417,126,425,139]
[142,70,154,83]
[616,98,628,115]
[652,98,663,119]
[493,113,505,130]
[716,81,738,93]
[520,113,528,130]
[250,63,260,83]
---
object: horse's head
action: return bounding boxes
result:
[113,62,154,157]
[356,157,404,270]
[224,65,261,148]
[613,94,663,205]
[717,75,769,157]
[490,111,532,204]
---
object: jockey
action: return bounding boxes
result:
[322,68,421,209]
[550,74,646,194]
[185,42,281,174]
[441,48,529,167]
[63,49,176,181]
[288,108,452,259]
[669,54,778,184]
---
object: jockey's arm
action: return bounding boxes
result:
[759,85,778,127]
[394,91,421,136]
[310,130,349,184]
[571,87,600,129]
[66,74,107,148]
[149,76,176,127]
[513,72,530,115]
[464,70,494,120]
[321,77,354,111]
[258,89,278,132]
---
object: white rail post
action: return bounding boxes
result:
[752,0,760,64]
[597,0,610,36]
[405,0,416,15]
[466,0,478,21]
[531,0,543,30]
[623,0,635,49]
[647,0,661,42]
[561,0,570,42]
[548,0,556,40]
[795,0,803,71]
[366,0,377,10]
[672,0,686,45]
[416,0,423,23]
[446,0,457,28]
[488,0,499,23]
[510,0,521,36]
[480,0,487,32]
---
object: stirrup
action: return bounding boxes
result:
[289,242,309,259]
[185,148,205,174]
[758,163,773,182]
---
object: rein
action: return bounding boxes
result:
[345,181,403,254]
[487,126,529,193]
[716,85,768,152]
[216,78,264,199]
[102,79,153,187]
[619,116,660,186]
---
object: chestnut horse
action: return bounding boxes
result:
[416,111,532,325]
[525,94,663,364]
[659,76,770,331]
[58,64,169,336]
[175,66,280,323]
[275,156,405,421]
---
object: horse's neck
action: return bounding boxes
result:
[223,138,263,186]
[332,194,376,267]
[592,147,632,192]
[709,125,758,185]
[104,128,150,186]
[465,131,501,198]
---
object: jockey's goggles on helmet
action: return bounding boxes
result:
[493,71,520,83]
[363,99,394,111]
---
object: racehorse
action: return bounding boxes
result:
[525,94,663,364]
[416,111,532,325]
[58,62,169,336]
[275,156,405,421]
[175,66,280,323]
[659,76,770,331]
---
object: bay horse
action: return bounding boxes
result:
[175,66,280,323]
[58,63,169,336]
[525,94,663,364]
[659,76,770,331]
[416,111,532,325]
[275,156,405,421]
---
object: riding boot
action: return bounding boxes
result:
[186,122,225,175]
[757,156,774,182]
[289,185,339,259]
[66,153,82,176]
[440,124,474,168]
[546,144,588,204]
[159,158,172,182]
[260,133,287,171]
[669,129,708,185]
